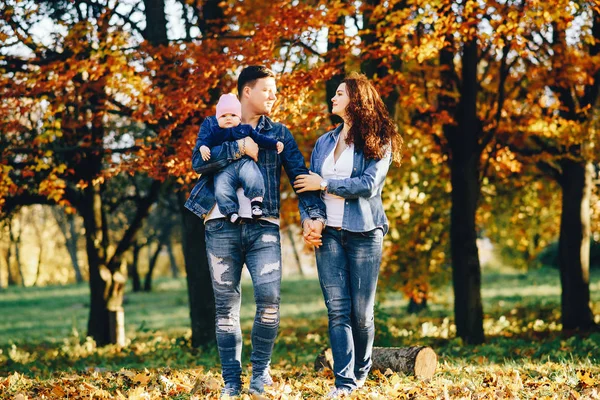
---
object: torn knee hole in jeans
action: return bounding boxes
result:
[259,307,278,325]
[217,317,237,333]
[260,261,280,275]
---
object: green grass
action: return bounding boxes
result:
[1,267,600,398]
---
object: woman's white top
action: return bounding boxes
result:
[322,136,354,227]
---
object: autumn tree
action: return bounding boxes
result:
[351,0,586,344]
[502,2,600,331]
[1,0,352,346]
[0,1,163,345]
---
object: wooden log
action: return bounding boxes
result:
[315,346,437,379]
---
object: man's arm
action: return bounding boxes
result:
[279,127,327,222]
[192,117,257,175]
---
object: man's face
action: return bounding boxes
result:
[218,113,241,128]
[243,77,277,115]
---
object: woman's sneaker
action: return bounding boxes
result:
[326,387,353,398]
[261,370,274,386]
[248,375,265,395]
[248,370,274,395]
[220,384,241,398]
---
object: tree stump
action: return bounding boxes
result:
[315,346,437,379]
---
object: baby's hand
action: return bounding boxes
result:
[276,141,284,154]
[200,145,211,161]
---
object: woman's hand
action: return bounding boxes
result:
[293,171,323,193]
[302,219,323,248]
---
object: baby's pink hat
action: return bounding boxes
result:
[216,93,241,119]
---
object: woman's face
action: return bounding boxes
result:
[331,83,350,119]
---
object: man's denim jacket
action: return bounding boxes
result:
[299,124,392,234]
[185,115,326,222]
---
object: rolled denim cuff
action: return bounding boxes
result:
[230,140,243,161]
[306,205,327,222]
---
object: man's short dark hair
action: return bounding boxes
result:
[237,66,276,96]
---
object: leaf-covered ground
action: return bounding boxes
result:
[1,268,599,399]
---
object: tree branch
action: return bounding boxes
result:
[106,179,162,270]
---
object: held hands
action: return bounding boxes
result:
[238,137,259,161]
[293,171,323,193]
[302,219,323,248]
[276,141,284,154]
[200,145,211,161]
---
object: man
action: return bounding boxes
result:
[185,66,326,397]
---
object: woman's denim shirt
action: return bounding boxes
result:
[300,124,392,235]
[185,115,326,222]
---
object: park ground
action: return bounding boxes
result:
[1,267,600,399]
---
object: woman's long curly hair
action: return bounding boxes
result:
[342,72,403,164]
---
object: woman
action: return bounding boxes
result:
[294,72,402,397]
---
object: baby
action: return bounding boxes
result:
[199,93,284,223]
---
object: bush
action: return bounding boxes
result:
[537,240,600,269]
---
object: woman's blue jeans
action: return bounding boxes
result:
[315,227,383,390]
[205,218,282,391]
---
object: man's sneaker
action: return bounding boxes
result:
[248,374,265,395]
[356,377,366,388]
[229,213,240,224]
[220,384,241,398]
[326,387,353,398]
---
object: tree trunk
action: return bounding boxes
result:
[557,160,597,331]
[66,212,84,283]
[84,180,160,346]
[143,0,168,46]
[0,244,4,290]
[315,346,437,379]
[32,244,42,287]
[5,222,16,286]
[360,0,402,118]
[286,228,305,276]
[446,38,485,345]
[166,239,179,278]
[129,243,142,292]
[10,220,25,286]
[52,207,84,283]
[32,213,44,287]
[325,9,346,124]
[172,0,224,348]
[68,215,84,283]
[83,186,118,346]
[407,284,428,314]
[144,241,162,292]
[178,192,216,347]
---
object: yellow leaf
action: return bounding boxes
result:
[133,370,151,385]
[577,370,596,387]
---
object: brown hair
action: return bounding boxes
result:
[237,65,276,97]
[342,72,403,164]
